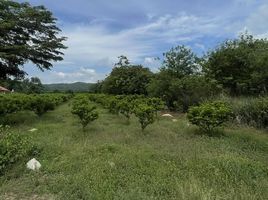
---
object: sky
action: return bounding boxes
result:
[17,0,268,83]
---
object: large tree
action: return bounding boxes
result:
[203,34,268,95]
[102,56,153,95]
[161,45,200,78]
[147,45,204,110]
[0,0,67,79]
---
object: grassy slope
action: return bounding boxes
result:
[0,103,267,200]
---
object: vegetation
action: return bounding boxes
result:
[71,97,99,131]
[218,96,268,129]
[43,82,95,93]
[0,125,34,174]
[0,1,268,199]
[0,93,72,119]
[0,0,67,79]
[203,34,268,95]
[133,103,156,131]
[0,77,44,93]
[162,45,199,78]
[0,101,267,199]
[187,101,233,134]
[102,64,153,95]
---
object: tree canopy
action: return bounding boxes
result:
[0,0,67,79]
[102,56,153,95]
[203,34,268,95]
[161,45,199,78]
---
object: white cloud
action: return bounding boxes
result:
[143,57,161,72]
[38,67,105,83]
[194,43,206,51]
[245,4,268,37]
[62,12,228,68]
[26,10,252,83]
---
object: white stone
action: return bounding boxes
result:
[161,114,174,117]
[26,158,41,171]
[29,128,38,132]
[172,119,178,122]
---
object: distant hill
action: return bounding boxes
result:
[44,82,95,92]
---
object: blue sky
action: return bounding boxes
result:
[18,0,268,83]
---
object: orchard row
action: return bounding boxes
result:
[0,93,73,117]
[72,94,165,131]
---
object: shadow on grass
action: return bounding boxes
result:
[193,128,226,138]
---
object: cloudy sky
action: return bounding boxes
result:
[18,0,268,83]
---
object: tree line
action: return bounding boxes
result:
[93,35,268,111]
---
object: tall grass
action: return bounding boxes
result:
[214,95,268,129]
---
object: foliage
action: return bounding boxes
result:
[71,98,98,130]
[219,96,268,128]
[134,104,156,131]
[0,0,67,79]
[0,93,72,119]
[4,77,44,93]
[187,101,232,134]
[148,73,220,111]
[147,70,176,109]
[171,75,221,112]
[30,96,55,116]
[162,45,200,78]
[203,33,268,95]
[117,97,135,120]
[0,125,32,174]
[44,82,96,93]
[1,96,268,199]
[102,56,153,95]
[106,96,120,115]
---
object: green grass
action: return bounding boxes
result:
[0,103,268,200]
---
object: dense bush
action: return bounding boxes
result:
[203,34,268,95]
[221,96,268,129]
[71,98,99,131]
[148,73,221,111]
[117,98,134,121]
[30,96,55,116]
[101,63,153,95]
[0,125,33,174]
[187,101,232,134]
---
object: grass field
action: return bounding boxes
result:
[0,102,268,200]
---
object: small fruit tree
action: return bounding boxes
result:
[71,98,98,131]
[187,101,232,134]
[134,103,156,131]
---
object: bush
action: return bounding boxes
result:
[187,101,232,134]
[117,98,134,121]
[0,125,32,173]
[134,104,156,131]
[106,96,120,115]
[228,96,268,128]
[148,73,221,111]
[30,96,55,116]
[71,99,99,131]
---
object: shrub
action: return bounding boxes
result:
[0,125,32,174]
[30,96,55,116]
[117,98,134,121]
[134,104,156,131]
[106,96,120,115]
[71,99,99,131]
[231,97,268,128]
[187,101,232,134]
